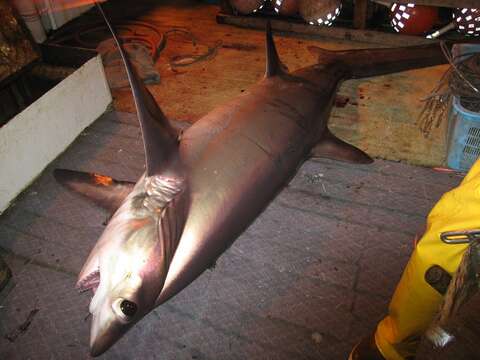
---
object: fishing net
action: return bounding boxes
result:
[417,42,480,138]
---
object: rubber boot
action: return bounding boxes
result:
[349,332,385,360]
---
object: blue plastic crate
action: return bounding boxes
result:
[447,96,480,171]
[446,43,480,172]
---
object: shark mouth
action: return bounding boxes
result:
[77,268,101,294]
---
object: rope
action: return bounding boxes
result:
[423,240,480,346]
[417,42,480,138]
[50,20,221,69]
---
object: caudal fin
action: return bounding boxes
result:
[308,43,447,80]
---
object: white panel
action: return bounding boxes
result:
[0,55,112,213]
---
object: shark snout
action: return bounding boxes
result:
[90,337,111,357]
[89,319,129,357]
[89,303,132,357]
[89,315,116,357]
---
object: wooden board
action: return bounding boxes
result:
[0,0,39,85]
[353,0,370,30]
[217,12,432,46]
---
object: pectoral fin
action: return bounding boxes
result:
[54,169,135,212]
[311,129,373,164]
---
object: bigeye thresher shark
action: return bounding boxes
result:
[54,3,448,356]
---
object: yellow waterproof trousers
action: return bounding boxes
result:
[375,159,480,360]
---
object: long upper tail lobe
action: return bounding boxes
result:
[308,43,447,80]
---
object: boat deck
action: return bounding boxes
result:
[0,110,460,359]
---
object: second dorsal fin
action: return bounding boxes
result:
[265,21,287,78]
[97,4,180,177]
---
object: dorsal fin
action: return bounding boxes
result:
[265,21,287,78]
[96,4,179,176]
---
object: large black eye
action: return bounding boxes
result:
[120,300,137,317]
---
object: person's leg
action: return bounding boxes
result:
[351,159,480,360]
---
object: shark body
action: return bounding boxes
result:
[55,4,447,356]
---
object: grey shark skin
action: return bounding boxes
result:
[55,5,448,356]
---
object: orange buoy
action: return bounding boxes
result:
[453,8,480,37]
[230,0,266,14]
[390,3,439,35]
[273,0,300,17]
[299,0,342,26]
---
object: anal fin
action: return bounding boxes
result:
[54,169,135,212]
[311,129,373,164]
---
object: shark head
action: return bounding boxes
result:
[76,175,182,356]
